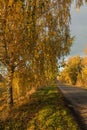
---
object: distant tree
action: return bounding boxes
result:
[81,57,87,86]
[59,56,83,85]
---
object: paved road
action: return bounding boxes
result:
[58,85,87,130]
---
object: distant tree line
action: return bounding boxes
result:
[59,56,87,87]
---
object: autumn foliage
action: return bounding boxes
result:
[0,0,73,106]
[59,56,87,87]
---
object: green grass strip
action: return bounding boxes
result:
[0,85,80,130]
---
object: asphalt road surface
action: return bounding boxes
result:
[58,85,87,130]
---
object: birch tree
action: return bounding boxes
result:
[0,0,30,106]
[0,0,73,107]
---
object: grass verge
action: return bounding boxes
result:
[0,85,80,130]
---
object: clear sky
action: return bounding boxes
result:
[68,1,87,57]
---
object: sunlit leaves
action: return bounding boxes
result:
[0,0,74,105]
[59,56,87,86]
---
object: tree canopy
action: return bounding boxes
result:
[59,56,87,86]
[0,0,74,106]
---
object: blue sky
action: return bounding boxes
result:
[68,1,87,57]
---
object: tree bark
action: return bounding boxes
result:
[7,67,14,107]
